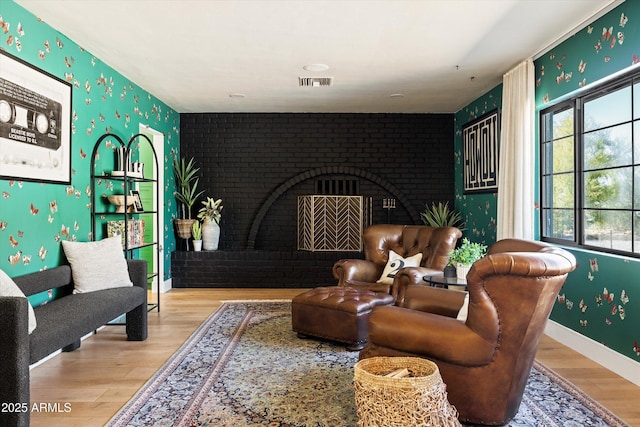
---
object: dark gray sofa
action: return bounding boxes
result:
[0,259,148,427]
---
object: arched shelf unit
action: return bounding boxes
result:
[90,132,161,313]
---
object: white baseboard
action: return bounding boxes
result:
[151,278,172,293]
[160,278,172,293]
[545,320,640,387]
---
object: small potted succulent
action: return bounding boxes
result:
[191,220,202,251]
[449,238,487,280]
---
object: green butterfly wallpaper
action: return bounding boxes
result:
[535,1,639,363]
[454,84,502,248]
[456,1,640,363]
[0,1,181,306]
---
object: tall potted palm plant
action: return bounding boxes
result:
[173,157,204,240]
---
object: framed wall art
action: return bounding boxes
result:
[462,109,499,193]
[130,190,144,212]
[0,50,72,184]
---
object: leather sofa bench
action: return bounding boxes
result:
[291,286,394,351]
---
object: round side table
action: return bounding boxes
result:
[422,274,467,291]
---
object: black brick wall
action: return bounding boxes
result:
[171,250,364,288]
[176,113,454,287]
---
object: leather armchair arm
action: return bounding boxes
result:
[401,285,467,317]
[391,266,442,305]
[368,304,496,366]
[332,259,382,287]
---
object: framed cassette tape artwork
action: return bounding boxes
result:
[0,50,72,184]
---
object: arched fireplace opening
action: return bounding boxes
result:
[247,166,419,250]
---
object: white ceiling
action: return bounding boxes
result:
[15,0,620,113]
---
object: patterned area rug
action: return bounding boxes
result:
[107,301,629,427]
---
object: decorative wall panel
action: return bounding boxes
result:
[462,109,499,194]
[298,195,363,251]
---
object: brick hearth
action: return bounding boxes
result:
[171,250,364,288]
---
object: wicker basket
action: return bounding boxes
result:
[353,357,461,427]
[174,219,196,239]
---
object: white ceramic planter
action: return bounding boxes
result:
[202,219,220,250]
[456,264,470,280]
[193,240,203,251]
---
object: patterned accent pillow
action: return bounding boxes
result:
[0,269,37,334]
[61,236,133,294]
[376,250,423,285]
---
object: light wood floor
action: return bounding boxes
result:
[29,288,640,426]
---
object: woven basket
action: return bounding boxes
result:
[174,219,196,239]
[353,357,461,427]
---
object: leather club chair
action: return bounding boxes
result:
[359,239,577,425]
[332,224,462,294]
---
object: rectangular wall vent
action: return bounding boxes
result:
[316,178,359,195]
[298,77,333,87]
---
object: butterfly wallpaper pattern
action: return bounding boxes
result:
[454,2,640,362]
[454,84,501,248]
[533,2,639,362]
[0,2,181,306]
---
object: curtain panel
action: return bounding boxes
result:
[497,59,535,240]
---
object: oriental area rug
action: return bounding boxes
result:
[107,301,629,427]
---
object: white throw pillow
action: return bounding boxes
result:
[0,269,37,334]
[376,250,423,285]
[61,236,133,294]
[456,292,470,322]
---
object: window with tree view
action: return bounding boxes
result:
[540,69,640,256]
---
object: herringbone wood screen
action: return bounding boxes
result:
[298,196,363,251]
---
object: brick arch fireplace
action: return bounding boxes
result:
[175,112,455,288]
[246,165,420,249]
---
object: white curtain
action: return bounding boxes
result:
[496,58,535,240]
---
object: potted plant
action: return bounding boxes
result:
[173,157,204,240]
[197,197,223,250]
[443,260,457,278]
[449,238,487,279]
[420,201,464,230]
[192,220,202,251]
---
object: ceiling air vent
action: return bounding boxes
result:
[298,77,333,87]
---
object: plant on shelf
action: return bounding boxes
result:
[449,238,487,279]
[420,201,464,230]
[173,156,204,240]
[191,220,203,251]
[198,197,223,250]
[197,197,223,224]
[192,220,202,240]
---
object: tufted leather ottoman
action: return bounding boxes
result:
[291,286,395,351]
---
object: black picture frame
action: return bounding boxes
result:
[462,109,500,194]
[130,190,144,212]
[0,50,72,184]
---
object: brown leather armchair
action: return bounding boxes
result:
[359,239,577,426]
[332,224,462,294]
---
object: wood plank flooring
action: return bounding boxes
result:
[28,288,640,426]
